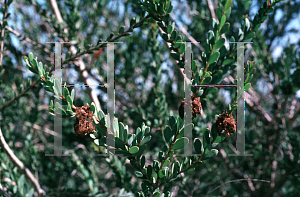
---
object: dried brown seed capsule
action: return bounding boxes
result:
[216,112,236,138]
[74,105,95,137]
[178,95,202,119]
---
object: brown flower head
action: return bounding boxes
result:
[216,112,236,138]
[74,105,95,137]
[179,95,202,119]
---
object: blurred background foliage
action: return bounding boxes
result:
[0,0,299,196]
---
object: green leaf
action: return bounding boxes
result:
[224,0,232,11]
[147,165,153,178]
[50,100,53,109]
[130,17,136,26]
[179,43,185,54]
[216,8,222,21]
[193,138,203,154]
[214,135,226,143]
[162,159,170,167]
[209,52,220,64]
[202,76,212,84]
[208,30,214,41]
[202,149,218,160]
[211,123,218,140]
[223,58,233,65]
[186,168,195,172]
[119,26,125,34]
[140,135,151,146]
[220,22,230,35]
[63,87,69,98]
[27,188,34,197]
[196,89,204,97]
[167,24,173,34]
[158,169,165,178]
[161,33,169,41]
[152,192,160,197]
[107,32,114,41]
[115,150,130,156]
[172,137,189,150]
[208,87,218,94]
[166,4,173,14]
[153,160,160,172]
[170,53,180,60]
[214,38,225,50]
[219,15,226,29]
[203,129,211,150]
[129,146,139,154]
[66,105,73,116]
[54,78,61,98]
[244,32,255,40]
[174,41,181,48]
[171,30,178,41]
[38,62,43,76]
[18,174,25,190]
[169,116,177,135]
[28,52,34,62]
[245,18,251,31]
[115,137,126,150]
[177,123,193,138]
[244,83,251,91]
[119,122,125,141]
[212,18,217,30]
[253,23,261,31]
[164,126,173,144]
[141,155,146,168]
[134,171,144,178]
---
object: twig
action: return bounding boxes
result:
[23,121,61,137]
[0,183,11,197]
[205,178,270,196]
[169,15,205,53]
[0,21,51,54]
[0,81,38,110]
[47,0,102,111]
[0,127,45,196]
[0,1,8,66]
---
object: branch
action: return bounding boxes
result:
[47,0,102,111]
[0,1,8,66]
[0,21,51,54]
[0,183,11,197]
[224,75,272,124]
[0,127,45,196]
[169,15,205,53]
[0,81,38,110]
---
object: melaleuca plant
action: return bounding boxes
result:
[20,0,282,196]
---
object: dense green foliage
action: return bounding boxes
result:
[0,0,299,196]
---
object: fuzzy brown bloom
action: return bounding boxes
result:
[179,95,202,119]
[74,105,95,137]
[216,112,236,138]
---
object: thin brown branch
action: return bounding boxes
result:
[47,0,102,111]
[0,21,51,54]
[0,1,8,66]
[0,127,45,196]
[169,15,205,53]
[0,183,11,197]
[0,81,38,110]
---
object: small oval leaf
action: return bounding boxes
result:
[129,146,139,154]
[172,137,189,150]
